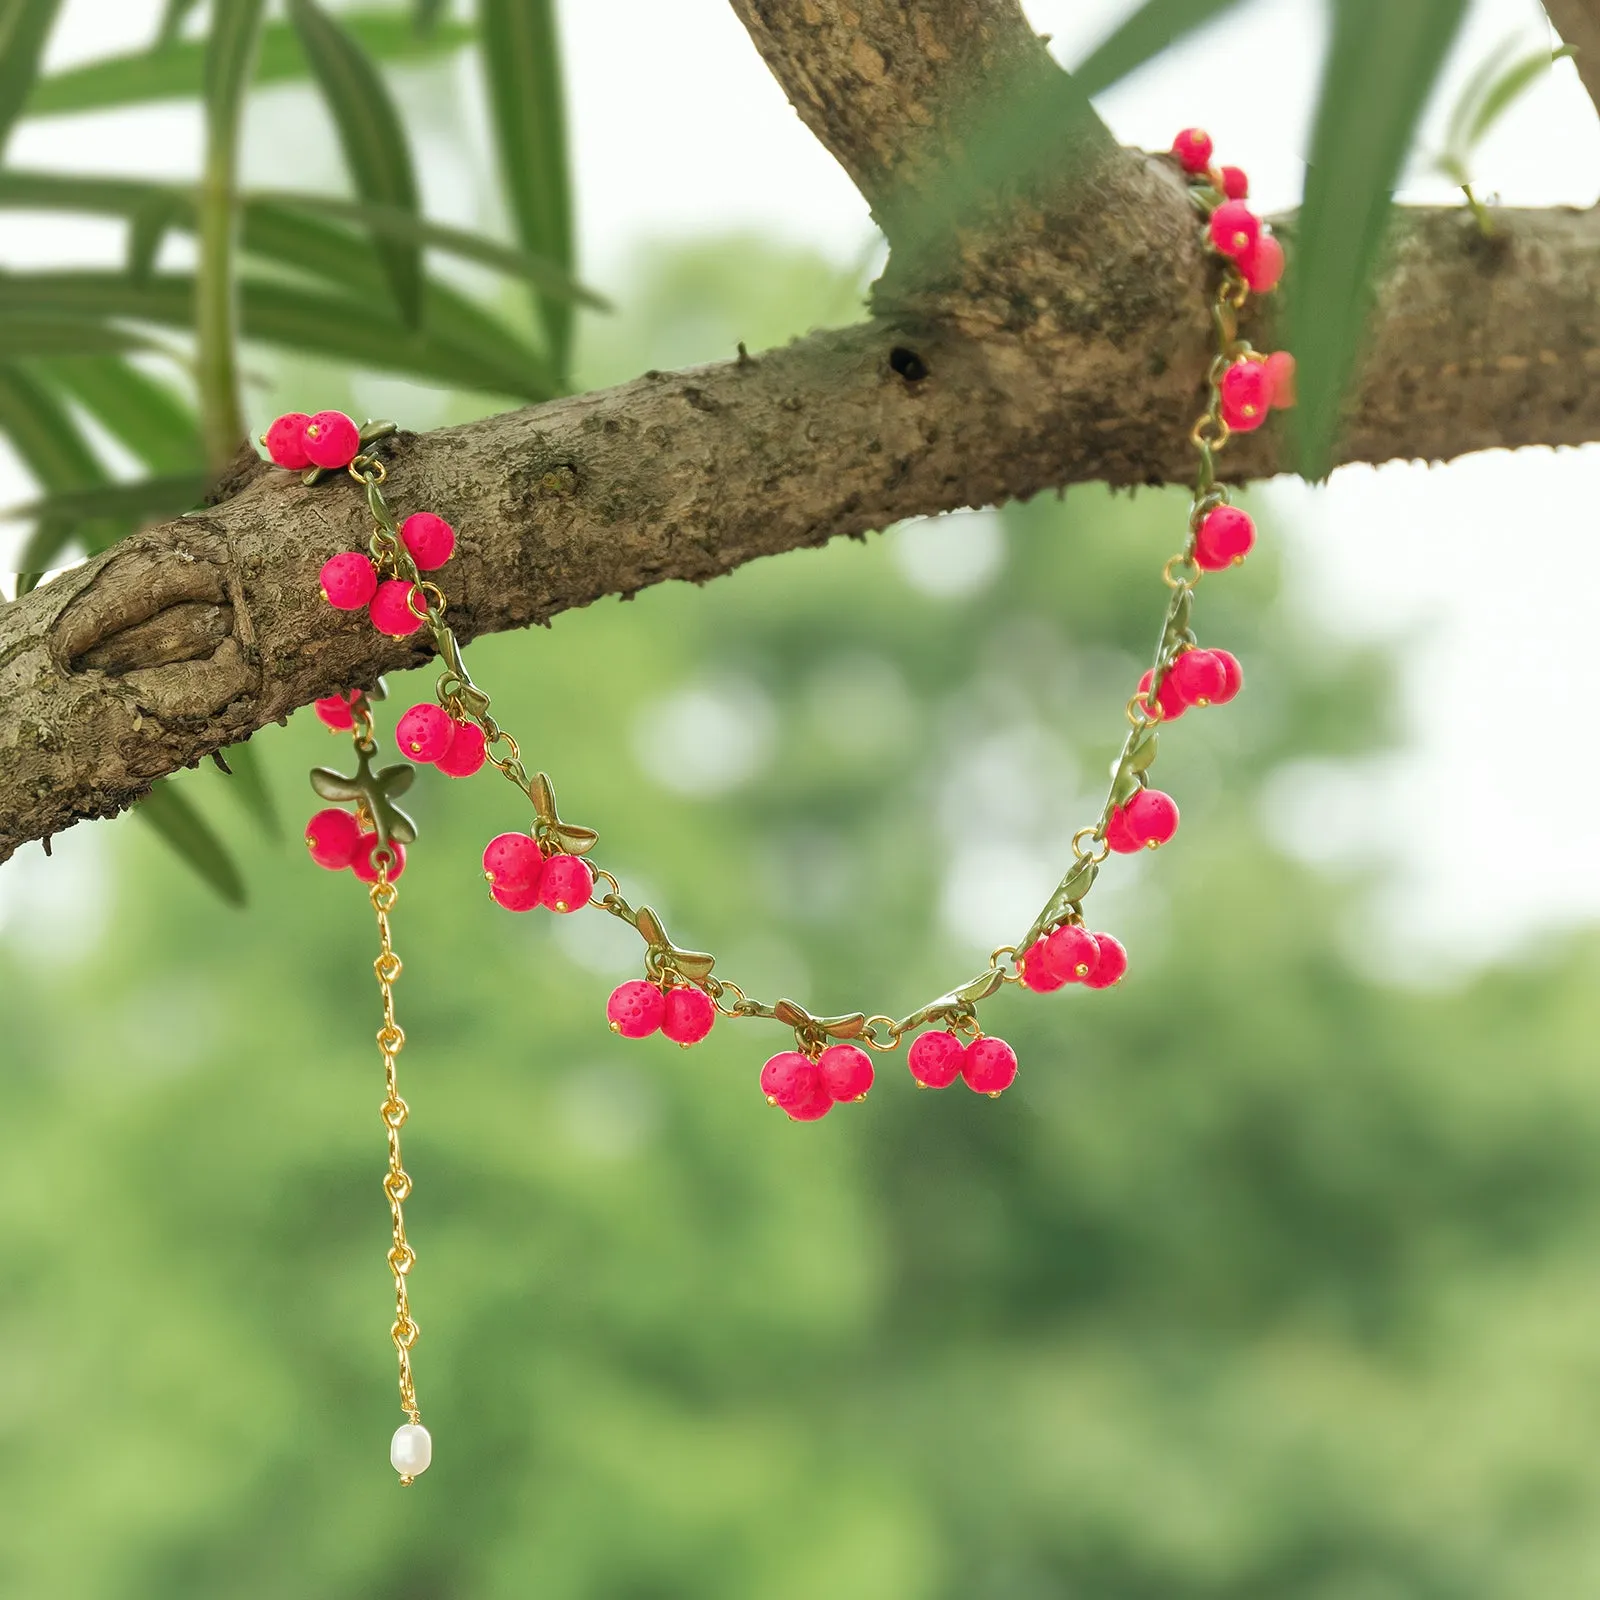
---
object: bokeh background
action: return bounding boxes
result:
[4,1,1600,1594]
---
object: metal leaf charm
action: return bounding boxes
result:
[531,771,598,857]
[308,744,417,849]
[635,905,716,983]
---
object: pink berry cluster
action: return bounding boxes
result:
[480,830,596,914]
[1138,643,1244,719]
[760,1043,876,1121]
[1019,924,1128,992]
[905,1031,1018,1097]
[264,409,362,472]
[317,510,456,640]
[606,980,717,1046]
[395,702,487,778]
[1170,130,1296,433]
[305,805,406,883]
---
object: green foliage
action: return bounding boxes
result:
[1435,37,1574,191]
[288,0,424,328]
[1071,0,1250,98]
[1291,0,1470,479]
[133,779,248,907]
[479,0,576,375]
[0,0,60,156]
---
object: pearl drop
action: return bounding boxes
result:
[390,1423,432,1478]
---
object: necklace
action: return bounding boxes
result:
[277,126,1291,1482]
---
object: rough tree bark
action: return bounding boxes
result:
[2,0,1598,863]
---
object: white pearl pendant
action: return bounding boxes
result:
[390,1422,432,1480]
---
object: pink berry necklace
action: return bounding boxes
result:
[282,130,1290,1482]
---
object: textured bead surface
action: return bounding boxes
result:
[491,878,542,912]
[1125,788,1180,848]
[607,980,665,1039]
[1138,666,1189,722]
[1167,648,1227,709]
[1106,804,1142,855]
[1210,649,1244,704]
[818,1043,874,1102]
[539,853,593,913]
[1220,165,1249,199]
[351,835,406,883]
[369,579,426,637]
[313,693,357,731]
[1219,361,1271,431]
[482,832,543,893]
[390,1423,431,1477]
[907,1030,965,1088]
[1082,932,1128,989]
[1208,200,1260,261]
[396,702,454,763]
[302,409,360,470]
[1241,232,1284,293]
[1171,127,1213,173]
[1042,923,1100,983]
[319,551,378,611]
[435,720,487,778]
[401,511,456,572]
[785,1072,835,1121]
[962,1036,1018,1095]
[305,807,362,869]
[1020,937,1069,992]
[661,987,716,1045]
[760,1050,813,1108]
[265,412,311,469]
[1194,505,1256,571]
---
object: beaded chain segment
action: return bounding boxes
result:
[283,129,1291,1481]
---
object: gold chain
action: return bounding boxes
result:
[370,867,423,1479]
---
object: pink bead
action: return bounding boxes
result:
[482,832,543,893]
[1195,505,1256,571]
[1220,165,1249,200]
[351,834,406,883]
[907,1030,965,1089]
[265,412,312,469]
[435,720,487,778]
[1020,937,1069,993]
[1106,803,1143,855]
[1166,648,1227,709]
[1210,649,1244,704]
[401,512,456,572]
[1209,200,1259,262]
[1171,128,1213,173]
[302,409,361,470]
[1219,361,1271,432]
[608,980,665,1039]
[319,551,378,611]
[819,1043,874,1102]
[369,579,426,638]
[1264,349,1297,408]
[491,878,542,912]
[1082,932,1128,989]
[1241,232,1284,294]
[962,1036,1018,1096]
[662,987,716,1045]
[1043,924,1100,984]
[396,702,454,763]
[786,1072,835,1122]
[760,1050,814,1109]
[313,692,356,732]
[539,853,593,913]
[1125,788,1179,848]
[305,807,361,870]
[1138,666,1188,722]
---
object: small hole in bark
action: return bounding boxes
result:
[889,347,929,383]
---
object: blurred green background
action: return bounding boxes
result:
[6,7,1600,1598]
